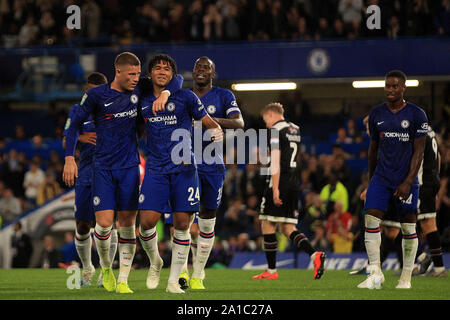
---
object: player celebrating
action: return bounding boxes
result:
[63,52,181,294]
[254,102,326,280]
[62,72,119,286]
[137,54,223,293]
[359,70,428,289]
[187,56,244,290]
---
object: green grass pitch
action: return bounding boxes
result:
[0,268,448,300]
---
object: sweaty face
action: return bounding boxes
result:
[384,77,405,103]
[193,58,214,87]
[151,60,173,87]
[117,64,141,91]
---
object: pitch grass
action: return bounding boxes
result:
[0,268,448,300]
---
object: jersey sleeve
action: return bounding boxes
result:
[165,74,184,95]
[64,93,95,157]
[414,108,429,139]
[188,91,208,120]
[368,109,379,142]
[222,90,241,118]
[63,105,78,137]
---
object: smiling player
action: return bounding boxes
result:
[137,54,223,294]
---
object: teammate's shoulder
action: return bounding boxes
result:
[178,88,199,99]
[87,83,108,95]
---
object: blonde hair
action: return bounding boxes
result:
[261,102,284,116]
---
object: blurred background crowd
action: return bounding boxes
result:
[0,0,449,48]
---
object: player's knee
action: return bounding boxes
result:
[117,210,137,226]
[384,227,400,239]
[76,220,92,235]
[420,218,437,234]
[199,207,216,219]
[190,228,199,239]
[174,220,190,230]
[365,209,383,220]
[139,210,160,229]
[281,224,295,237]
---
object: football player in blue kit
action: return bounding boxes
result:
[188,56,244,290]
[63,52,182,294]
[62,72,118,287]
[358,70,428,289]
[136,54,223,294]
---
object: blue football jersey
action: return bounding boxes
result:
[63,104,95,185]
[368,102,428,188]
[140,89,207,174]
[64,83,140,170]
[193,86,241,174]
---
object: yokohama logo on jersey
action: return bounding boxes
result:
[380,131,409,141]
[105,108,137,119]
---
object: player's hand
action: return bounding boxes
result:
[63,156,78,187]
[394,181,411,202]
[210,127,224,142]
[78,132,96,145]
[152,90,170,116]
[360,188,367,201]
[273,188,283,206]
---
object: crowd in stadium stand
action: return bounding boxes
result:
[0,0,449,47]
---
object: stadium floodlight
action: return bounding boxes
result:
[352,80,420,88]
[231,82,297,91]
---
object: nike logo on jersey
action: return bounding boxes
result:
[377,121,384,125]
[142,106,149,110]
[104,102,113,107]
[190,201,199,206]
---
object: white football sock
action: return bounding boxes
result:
[168,229,190,283]
[75,231,93,270]
[117,226,136,284]
[139,225,162,266]
[109,228,118,267]
[94,224,112,268]
[192,217,216,279]
[364,214,381,269]
[400,223,418,283]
